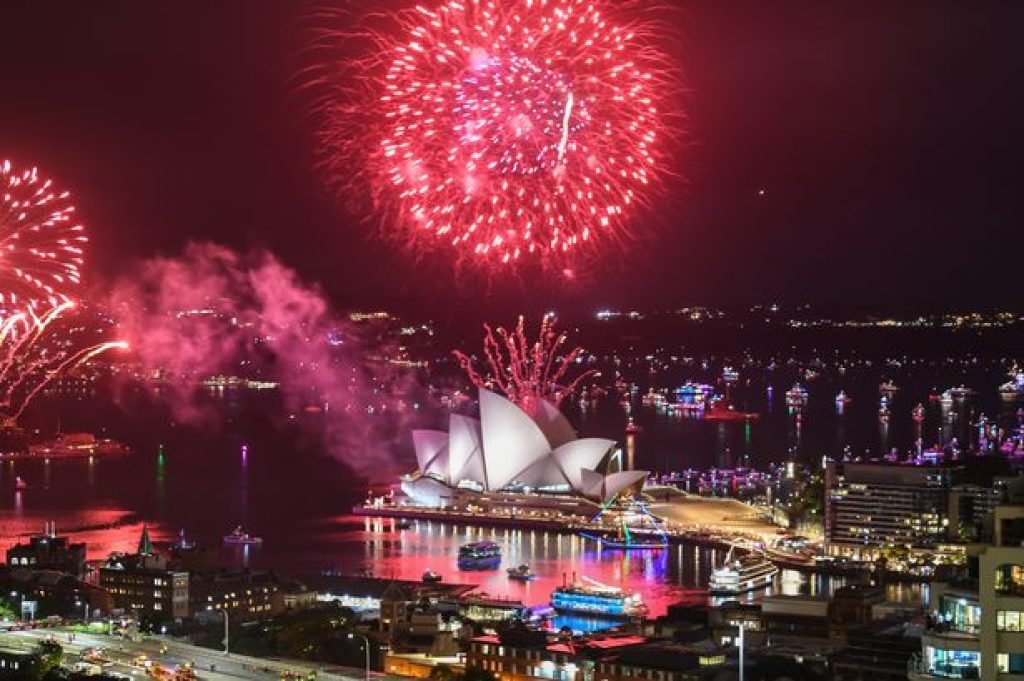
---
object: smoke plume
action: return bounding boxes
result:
[107,242,419,481]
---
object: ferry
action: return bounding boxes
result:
[25,433,129,460]
[674,383,713,411]
[457,541,502,570]
[422,569,443,584]
[507,564,535,581]
[223,526,263,546]
[551,577,645,619]
[708,548,778,596]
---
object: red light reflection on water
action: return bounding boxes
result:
[0,508,175,561]
[348,517,715,617]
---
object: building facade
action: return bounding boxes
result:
[190,570,282,621]
[825,462,954,554]
[5,522,86,577]
[98,527,189,623]
[911,504,1024,679]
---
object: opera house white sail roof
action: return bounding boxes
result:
[404,388,648,505]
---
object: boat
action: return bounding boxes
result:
[912,403,926,423]
[785,384,808,410]
[26,433,130,460]
[625,418,642,434]
[422,569,443,584]
[14,476,27,491]
[457,541,502,570]
[1000,370,1024,400]
[223,526,263,546]
[722,366,740,384]
[395,519,413,530]
[704,401,760,422]
[551,576,645,619]
[584,533,669,550]
[879,381,899,396]
[949,385,974,399]
[674,383,713,411]
[507,564,535,581]
[708,548,779,596]
[835,391,852,408]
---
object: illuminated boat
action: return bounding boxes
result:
[422,569,443,584]
[703,401,760,422]
[949,385,974,399]
[1000,371,1024,400]
[457,541,502,571]
[785,384,808,410]
[674,383,713,410]
[223,526,263,546]
[28,433,129,459]
[507,564,535,581]
[708,548,778,596]
[835,391,852,408]
[879,381,899,396]
[551,577,644,619]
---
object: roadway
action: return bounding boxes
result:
[0,626,378,681]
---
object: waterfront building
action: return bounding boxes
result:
[98,526,189,623]
[825,462,954,555]
[5,522,86,577]
[190,569,282,622]
[467,632,729,681]
[401,388,646,510]
[911,503,1024,678]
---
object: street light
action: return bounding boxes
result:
[348,632,370,681]
[736,624,745,681]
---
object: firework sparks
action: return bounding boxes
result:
[0,301,126,425]
[310,0,677,271]
[0,160,87,313]
[453,315,594,414]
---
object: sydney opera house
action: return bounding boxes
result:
[401,389,648,513]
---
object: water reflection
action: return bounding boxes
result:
[349,519,925,618]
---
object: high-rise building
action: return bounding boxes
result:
[910,504,1024,679]
[825,462,954,555]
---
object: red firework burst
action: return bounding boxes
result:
[0,160,86,313]
[311,0,677,271]
[453,315,595,415]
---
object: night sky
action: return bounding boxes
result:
[1,0,1022,318]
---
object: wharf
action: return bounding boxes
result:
[302,572,478,599]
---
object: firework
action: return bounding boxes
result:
[0,301,126,425]
[311,0,676,270]
[453,315,594,414]
[0,160,86,313]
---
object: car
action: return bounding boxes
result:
[71,662,103,676]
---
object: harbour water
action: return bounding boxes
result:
[0,360,1016,620]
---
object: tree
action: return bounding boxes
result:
[35,641,63,679]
